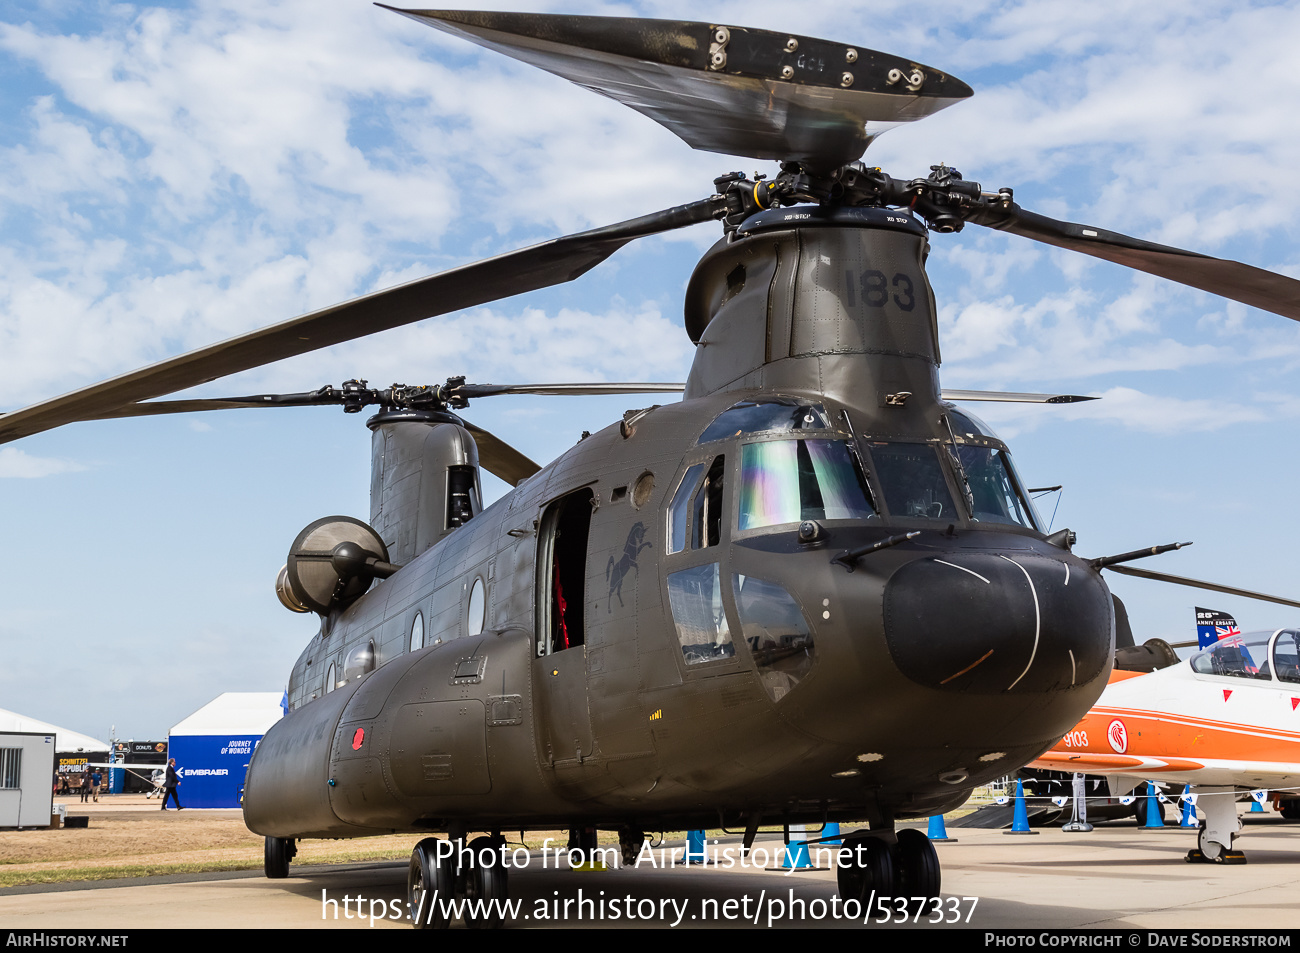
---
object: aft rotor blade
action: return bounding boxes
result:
[0,199,718,445]
[968,202,1300,323]
[462,422,540,486]
[75,394,541,487]
[388,8,973,172]
[940,389,1097,404]
[1105,564,1300,609]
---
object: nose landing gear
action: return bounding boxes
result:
[1184,787,1246,865]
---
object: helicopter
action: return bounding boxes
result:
[4,6,1300,930]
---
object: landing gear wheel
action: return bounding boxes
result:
[264,836,295,879]
[836,834,895,905]
[408,837,455,929]
[1134,797,1167,826]
[618,828,646,866]
[464,836,508,929]
[893,828,941,901]
[1280,802,1300,821]
[1197,826,1226,863]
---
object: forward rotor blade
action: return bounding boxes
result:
[459,382,685,398]
[462,422,540,487]
[940,389,1097,404]
[0,199,718,446]
[968,202,1300,323]
[1105,564,1300,610]
[389,8,972,172]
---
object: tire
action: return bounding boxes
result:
[264,836,293,879]
[893,828,941,901]
[1135,796,1166,826]
[465,836,508,929]
[408,837,455,929]
[836,834,895,905]
[1197,826,1225,863]
[1279,801,1300,821]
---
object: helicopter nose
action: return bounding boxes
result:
[882,552,1112,694]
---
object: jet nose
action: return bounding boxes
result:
[882,552,1112,693]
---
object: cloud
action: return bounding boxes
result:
[0,447,87,478]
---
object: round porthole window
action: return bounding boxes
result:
[632,471,655,509]
[410,612,424,652]
[467,578,486,635]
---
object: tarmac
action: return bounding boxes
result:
[2,808,1299,930]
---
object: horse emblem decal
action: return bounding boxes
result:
[607,522,651,611]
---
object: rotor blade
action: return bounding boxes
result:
[462,422,541,487]
[0,199,718,445]
[968,202,1300,323]
[1105,564,1300,610]
[940,389,1097,404]
[388,8,972,172]
[79,394,334,419]
[459,382,685,398]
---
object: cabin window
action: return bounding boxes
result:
[667,563,733,665]
[865,442,959,520]
[325,662,337,693]
[733,575,815,702]
[410,612,424,652]
[467,578,486,635]
[698,397,831,444]
[738,439,874,530]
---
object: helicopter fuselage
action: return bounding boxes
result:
[242,208,1115,839]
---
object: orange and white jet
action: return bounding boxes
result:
[1030,627,1300,863]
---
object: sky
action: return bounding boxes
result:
[2,0,1299,745]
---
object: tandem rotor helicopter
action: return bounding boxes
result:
[6,7,1300,928]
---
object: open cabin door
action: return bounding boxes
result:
[533,488,594,766]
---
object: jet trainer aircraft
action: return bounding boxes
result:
[1031,627,1300,863]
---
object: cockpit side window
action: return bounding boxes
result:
[667,463,705,555]
[865,442,959,520]
[956,445,1039,529]
[692,456,725,549]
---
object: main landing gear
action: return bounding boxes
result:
[837,828,941,908]
[407,833,510,929]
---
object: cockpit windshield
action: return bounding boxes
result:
[1190,631,1273,680]
[738,439,875,530]
[864,442,959,521]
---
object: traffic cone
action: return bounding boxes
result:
[685,830,706,865]
[927,814,956,843]
[1142,782,1166,828]
[1005,778,1039,835]
[781,823,811,869]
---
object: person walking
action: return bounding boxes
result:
[161,759,182,811]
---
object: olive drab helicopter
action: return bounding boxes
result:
[4,7,1300,929]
